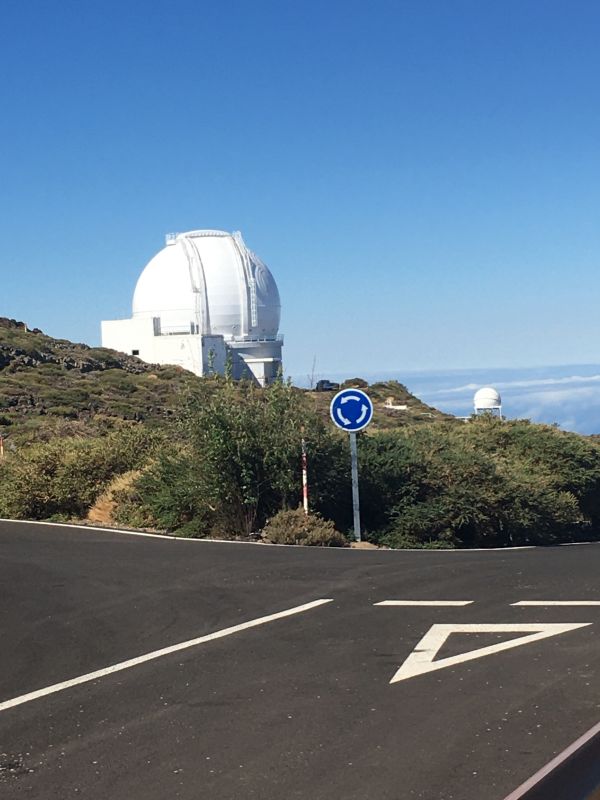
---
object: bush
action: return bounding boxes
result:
[262,508,347,546]
[130,380,349,537]
[0,426,161,520]
[120,392,600,547]
[376,418,599,548]
[116,448,211,534]
[5,374,600,549]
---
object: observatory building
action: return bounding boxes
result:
[101,230,283,385]
[474,387,502,417]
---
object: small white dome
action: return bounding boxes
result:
[132,230,281,340]
[474,387,502,410]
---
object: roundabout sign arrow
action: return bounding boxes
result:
[330,389,373,433]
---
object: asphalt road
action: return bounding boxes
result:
[1,520,599,799]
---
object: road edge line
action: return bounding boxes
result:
[0,518,548,551]
[502,719,600,800]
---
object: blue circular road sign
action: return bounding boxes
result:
[330,388,373,432]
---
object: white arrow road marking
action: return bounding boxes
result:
[375,601,474,607]
[390,622,591,684]
[355,404,368,424]
[336,408,351,425]
[340,394,361,403]
[512,601,600,606]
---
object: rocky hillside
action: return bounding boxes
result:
[0,318,449,446]
[0,318,200,445]
[308,377,450,430]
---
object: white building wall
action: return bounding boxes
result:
[101,317,155,359]
[101,317,203,374]
[102,317,282,384]
[153,333,203,374]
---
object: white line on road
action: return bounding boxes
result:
[374,600,474,606]
[502,718,600,799]
[512,601,600,606]
[0,598,333,713]
[0,518,547,550]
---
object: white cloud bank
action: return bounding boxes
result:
[409,368,600,434]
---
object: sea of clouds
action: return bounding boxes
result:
[294,365,600,435]
[406,366,600,435]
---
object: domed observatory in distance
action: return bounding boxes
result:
[101,230,283,386]
[473,387,502,417]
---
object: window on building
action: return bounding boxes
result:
[132,349,140,356]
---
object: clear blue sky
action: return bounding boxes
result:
[2,0,599,377]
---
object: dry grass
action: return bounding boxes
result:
[87,470,141,525]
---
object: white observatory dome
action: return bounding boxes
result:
[132,230,281,340]
[474,387,502,410]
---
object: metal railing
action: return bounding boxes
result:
[230,334,284,344]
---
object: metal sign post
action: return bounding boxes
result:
[329,388,374,542]
[349,432,361,541]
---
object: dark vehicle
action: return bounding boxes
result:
[315,379,340,392]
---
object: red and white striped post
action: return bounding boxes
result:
[301,427,309,515]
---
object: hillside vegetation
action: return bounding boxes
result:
[1,319,600,548]
[0,317,200,445]
[0,318,443,447]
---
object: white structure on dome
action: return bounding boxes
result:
[474,387,502,417]
[101,230,283,385]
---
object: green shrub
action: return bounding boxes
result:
[262,507,347,546]
[376,418,598,548]
[131,380,348,537]
[117,449,211,534]
[0,426,161,520]
[46,405,79,418]
[4,373,599,549]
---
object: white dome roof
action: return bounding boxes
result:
[474,387,501,409]
[132,230,281,340]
